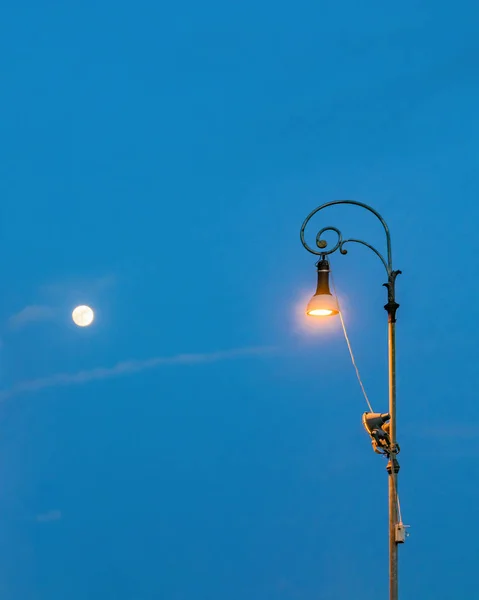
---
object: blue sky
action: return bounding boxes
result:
[1,1,478,598]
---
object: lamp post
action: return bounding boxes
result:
[300,200,403,600]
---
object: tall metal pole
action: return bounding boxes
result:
[385,276,400,600]
[387,319,399,600]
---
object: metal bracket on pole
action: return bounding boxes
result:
[395,523,410,544]
[386,457,400,474]
[383,269,402,323]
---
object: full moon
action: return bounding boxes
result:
[72,305,94,327]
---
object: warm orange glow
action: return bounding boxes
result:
[307,308,334,316]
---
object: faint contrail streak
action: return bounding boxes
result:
[0,346,275,401]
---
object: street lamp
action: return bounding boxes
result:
[300,200,404,600]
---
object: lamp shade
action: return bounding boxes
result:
[306,258,339,316]
[306,293,339,316]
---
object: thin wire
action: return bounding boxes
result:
[330,267,407,531]
[397,493,403,523]
[330,270,374,413]
[392,474,403,524]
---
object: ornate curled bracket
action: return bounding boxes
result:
[300,200,402,322]
[383,269,401,323]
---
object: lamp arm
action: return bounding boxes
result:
[338,238,389,275]
[299,200,394,276]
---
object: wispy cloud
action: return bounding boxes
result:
[411,424,479,439]
[404,423,479,459]
[8,305,55,330]
[36,510,62,523]
[0,346,274,401]
[40,274,116,297]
